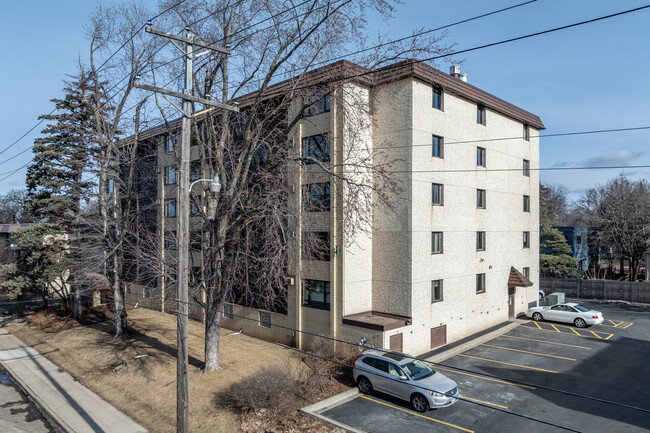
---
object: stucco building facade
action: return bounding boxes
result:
[125,60,543,356]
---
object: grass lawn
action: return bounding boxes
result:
[5,306,349,432]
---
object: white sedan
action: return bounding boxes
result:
[526,302,604,328]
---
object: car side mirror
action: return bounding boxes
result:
[400,375,408,381]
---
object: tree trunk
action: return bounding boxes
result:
[204,301,223,372]
[112,255,126,338]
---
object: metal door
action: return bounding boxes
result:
[508,295,515,318]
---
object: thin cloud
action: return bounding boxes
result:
[583,150,644,166]
[551,160,571,168]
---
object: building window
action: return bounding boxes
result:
[433,87,443,110]
[165,165,177,185]
[477,147,486,167]
[477,189,486,209]
[432,135,444,158]
[477,105,486,125]
[303,279,330,310]
[523,195,530,212]
[432,183,443,206]
[190,160,201,182]
[166,134,175,152]
[303,183,331,212]
[523,124,530,141]
[576,236,582,244]
[431,232,443,254]
[522,267,530,279]
[107,178,115,194]
[190,202,201,217]
[523,159,530,177]
[523,231,530,249]
[476,273,486,293]
[302,231,330,261]
[303,94,331,117]
[431,280,443,303]
[165,198,177,218]
[476,231,486,251]
[164,231,176,250]
[302,134,330,164]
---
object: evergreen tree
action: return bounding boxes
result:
[25,64,103,318]
[540,226,579,278]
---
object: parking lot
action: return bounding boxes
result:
[305,300,650,433]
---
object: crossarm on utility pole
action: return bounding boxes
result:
[146,26,232,54]
[134,82,239,112]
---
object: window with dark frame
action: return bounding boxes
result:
[477,105,486,125]
[431,232,443,254]
[190,160,201,182]
[107,179,114,194]
[431,280,443,303]
[165,165,177,185]
[302,134,330,164]
[165,134,175,152]
[432,183,443,205]
[477,189,486,209]
[523,231,530,248]
[302,279,330,310]
[302,231,330,261]
[523,159,530,177]
[523,195,530,212]
[190,200,201,217]
[476,231,486,251]
[432,135,444,158]
[522,267,530,279]
[303,183,331,212]
[477,147,486,167]
[303,94,331,117]
[523,124,530,141]
[433,87,443,110]
[476,273,486,293]
[164,231,176,250]
[165,198,177,218]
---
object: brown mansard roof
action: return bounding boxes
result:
[125,58,544,143]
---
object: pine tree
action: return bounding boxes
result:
[540,227,579,278]
[25,63,102,318]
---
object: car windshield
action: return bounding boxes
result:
[401,360,435,380]
[574,304,590,312]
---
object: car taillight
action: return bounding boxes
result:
[353,355,362,367]
[592,315,599,319]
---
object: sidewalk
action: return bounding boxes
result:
[0,328,147,433]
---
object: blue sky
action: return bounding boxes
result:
[1,0,648,200]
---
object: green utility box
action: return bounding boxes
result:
[545,292,565,306]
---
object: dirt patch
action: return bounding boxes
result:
[5,307,352,432]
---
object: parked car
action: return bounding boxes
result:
[526,302,604,328]
[352,349,459,412]
[538,289,545,301]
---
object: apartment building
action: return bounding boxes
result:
[124,60,543,356]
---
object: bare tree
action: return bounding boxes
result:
[147,0,453,372]
[577,174,650,281]
[0,190,34,224]
[540,182,570,227]
[83,2,164,337]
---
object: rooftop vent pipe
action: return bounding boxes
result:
[449,65,468,82]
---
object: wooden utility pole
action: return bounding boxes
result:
[135,24,237,433]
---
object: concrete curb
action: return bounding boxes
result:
[300,389,364,433]
[423,320,523,364]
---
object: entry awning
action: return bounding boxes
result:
[508,266,533,288]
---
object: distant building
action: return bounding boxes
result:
[542,226,589,275]
[0,223,34,260]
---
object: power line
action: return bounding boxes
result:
[0,1,190,159]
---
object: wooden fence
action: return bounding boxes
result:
[540,278,650,303]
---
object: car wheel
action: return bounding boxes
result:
[532,312,543,322]
[574,318,586,328]
[357,376,372,395]
[411,393,429,413]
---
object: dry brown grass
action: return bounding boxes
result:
[5,307,348,433]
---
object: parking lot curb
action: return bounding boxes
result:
[300,389,365,433]
[422,320,522,364]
